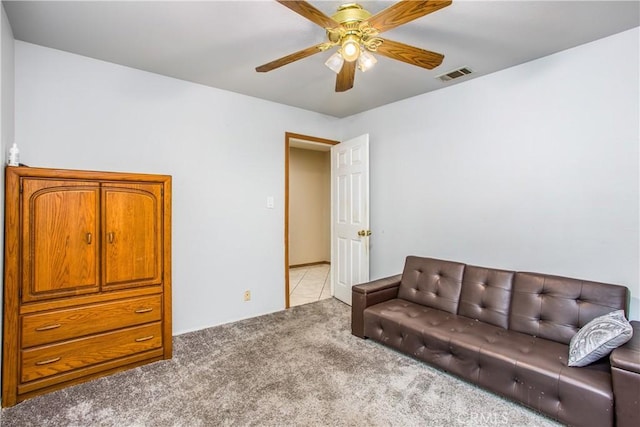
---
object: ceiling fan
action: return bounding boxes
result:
[256,0,452,92]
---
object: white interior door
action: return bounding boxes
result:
[331,134,370,305]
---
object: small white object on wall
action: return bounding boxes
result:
[8,143,19,166]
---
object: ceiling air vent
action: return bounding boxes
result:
[436,67,473,82]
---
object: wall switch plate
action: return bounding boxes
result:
[243,290,251,301]
[266,196,274,209]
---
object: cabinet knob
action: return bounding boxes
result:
[134,308,153,314]
[135,335,154,342]
[86,233,92,244]
[108,232,115,244]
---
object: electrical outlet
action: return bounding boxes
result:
[243,290,251,301]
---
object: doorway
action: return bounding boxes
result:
[284,132,339,308]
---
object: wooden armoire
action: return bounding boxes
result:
[2,166,172,406]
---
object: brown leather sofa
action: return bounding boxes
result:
[352,256,640,427]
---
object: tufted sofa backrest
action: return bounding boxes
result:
[509,272,629,345]
[396,256,629,345]
[398,256,465,314]
[458,265,515,329]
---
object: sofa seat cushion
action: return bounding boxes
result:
[363,298,614,427]
[363,298,460,349]
[471,328,613,426]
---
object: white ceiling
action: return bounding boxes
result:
[4,0,639,118]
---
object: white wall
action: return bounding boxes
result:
[14,41,341,334]
[342,28,640,320]
[1,7,13,152]
[0,4,15,401]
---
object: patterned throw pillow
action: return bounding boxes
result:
[568,310,633,367]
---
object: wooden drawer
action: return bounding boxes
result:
[22,295,162,348]
[21,322,162,383]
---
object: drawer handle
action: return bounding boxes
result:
[134,308,153,314]
[135,335,154,342]
[35,357,61,366]
[35,323,62,332]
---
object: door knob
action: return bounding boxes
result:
[357,230,372,237]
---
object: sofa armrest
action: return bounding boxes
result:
[351,274,402,338]
[611,321,640,373]
[611,320,640,427]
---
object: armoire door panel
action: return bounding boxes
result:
[21,180,101,302]
[102,183,162,290]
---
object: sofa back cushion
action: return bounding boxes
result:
[510,272,629,344]
[398,256,465,314]
[458,265,515,329]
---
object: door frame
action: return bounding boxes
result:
[284,132,339,308]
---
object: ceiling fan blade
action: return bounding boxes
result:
[367,0,452,34]
[276,0,339,29]
[256,44,325,72]
[335,60,356,92]
[375,38,444,70]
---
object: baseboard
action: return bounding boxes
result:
[289,261,330,268]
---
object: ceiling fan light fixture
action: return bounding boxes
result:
[325,52,345,74]
[358,49,377,72]
[256,0,453,93]
[341,35,360,62]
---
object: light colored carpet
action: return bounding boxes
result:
[1,298,560,426]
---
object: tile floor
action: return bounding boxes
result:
[289,263,332,307]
